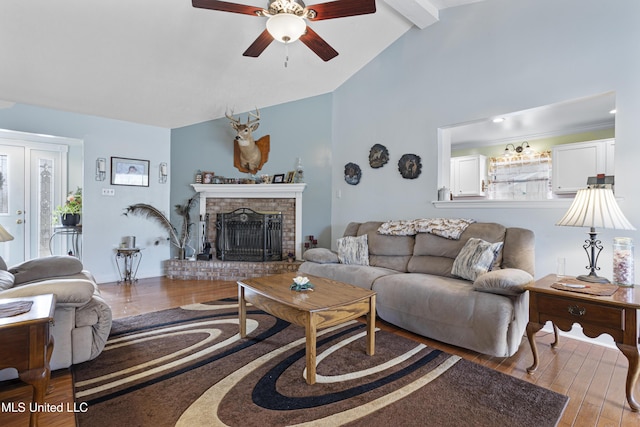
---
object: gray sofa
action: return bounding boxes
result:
[0,256,112,379]
[298,221,535,358]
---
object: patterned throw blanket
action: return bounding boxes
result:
[378,218,476,240]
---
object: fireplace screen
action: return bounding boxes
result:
[216,208,283,261]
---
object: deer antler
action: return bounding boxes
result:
[225,109,241,125]
[247,107,260,125]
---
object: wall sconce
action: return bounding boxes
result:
[503,142,532,157]
[159,162,168,184]
[96,158,106,181]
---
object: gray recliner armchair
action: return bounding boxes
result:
[0,256,112,380]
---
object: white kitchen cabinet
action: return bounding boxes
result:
[605,139,615,175]
[551,139,614,194]
[451,154,487,197]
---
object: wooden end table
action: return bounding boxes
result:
[525,274,640,412]
[238,272,376,385]
[0,293,56,427]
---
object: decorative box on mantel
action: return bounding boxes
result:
[191,183,307,260]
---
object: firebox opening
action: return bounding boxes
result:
[215,208,283,262]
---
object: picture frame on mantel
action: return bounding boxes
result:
[111,157,150,187]
[272,173,285,184]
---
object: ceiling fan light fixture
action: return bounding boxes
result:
[266,13,306,43]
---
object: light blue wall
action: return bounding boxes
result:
[332,0,640,282]
[170,94,333,251]
[2,0,637,290]
[0,104,171,282]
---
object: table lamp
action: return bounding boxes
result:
[0,224,14,243]
[556,184,635,283]
[0,224,14,268]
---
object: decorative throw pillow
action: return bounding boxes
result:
[337,234,370,266]
[303,248,339,264]
[451,238,503,281]
[473,268,533,296]
[0,270,15,290]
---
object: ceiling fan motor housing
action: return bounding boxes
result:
[264,0,315,19]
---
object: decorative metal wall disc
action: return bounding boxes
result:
[344,162,362,185]
[369,144,389,168]
[398,154,422,179]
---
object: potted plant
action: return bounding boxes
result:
[53,187,82,226]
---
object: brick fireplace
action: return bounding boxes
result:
[164,183,306,281]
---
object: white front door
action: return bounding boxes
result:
[0,145,26,266]
[0,140,67,267]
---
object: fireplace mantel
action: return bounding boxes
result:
[191,183,306,199]
[191,183,307,259]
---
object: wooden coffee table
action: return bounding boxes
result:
[238,272,376,385]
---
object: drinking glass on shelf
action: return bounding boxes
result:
[556,257,566,278]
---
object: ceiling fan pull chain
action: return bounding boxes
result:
[284,42,289,68]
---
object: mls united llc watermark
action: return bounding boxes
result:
[2,401,88,413]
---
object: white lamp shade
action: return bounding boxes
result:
[556,187,636,230]
[266,14,306,43]
[0,224,14,242]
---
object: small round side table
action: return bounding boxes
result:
[115,247,143,284]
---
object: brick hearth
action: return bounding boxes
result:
[164,259,303,281]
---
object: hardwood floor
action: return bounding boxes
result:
[1,276,639,426]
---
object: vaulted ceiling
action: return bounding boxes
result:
[0,0,483,128]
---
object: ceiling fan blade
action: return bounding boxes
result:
[192,0,262,16]
[306,0,376,21]
[299,27,338,62]
[243,29,274,57]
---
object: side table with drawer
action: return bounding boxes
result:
[525,274,640,412]
[0,293,56,426]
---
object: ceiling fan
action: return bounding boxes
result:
[192,0,377,61]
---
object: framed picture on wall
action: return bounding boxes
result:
[111,157,150,187]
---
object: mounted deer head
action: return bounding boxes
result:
[225,108,260,148]
[225,108,269,174]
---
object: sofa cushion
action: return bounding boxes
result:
[337,235,369,265]
[303,248,339,264]
[342,222,362,237]
[412,223,506,258]
[473,268,533,296]
[0,256,7,271]
[10,256,84,285]
[298,262,399,291]
[351,221,414,272]
[372,272,524,357]
[502,227,536,275]
[451,238,503,281]
[0,270,15,290]
[407,256,455,277]
[372,273,478,328]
